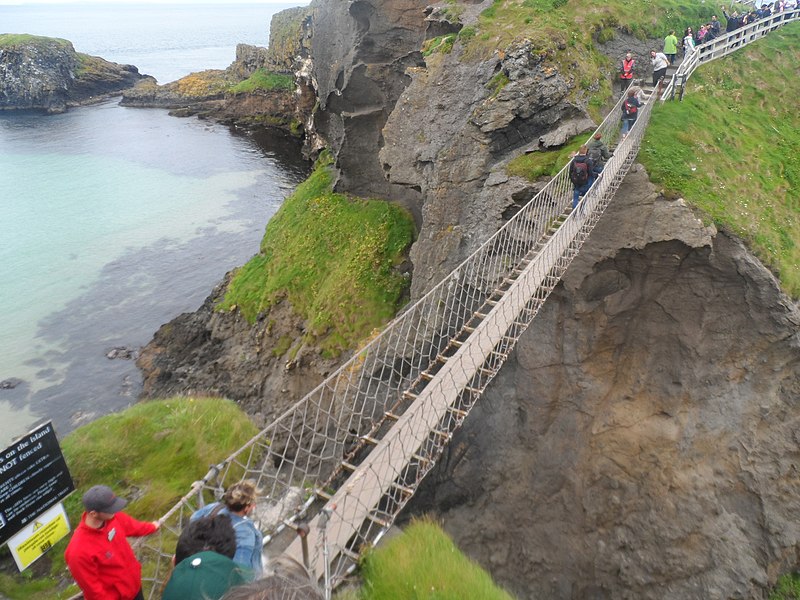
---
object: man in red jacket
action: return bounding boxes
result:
[65,485,160,600]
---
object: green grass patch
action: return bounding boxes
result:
[218,153,415,358]
[62,397,258,517]
[771,573,800,599]
[0,397,257,599]
[487,71,510,98]
[0,33,71,49]
[507,135,585,180]
[423,34,457,57]
[357,518,515,599]
[641,23,800,297]
[230,68,295,93]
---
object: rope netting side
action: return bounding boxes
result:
[135,67,653,598]
[286,78,658,588]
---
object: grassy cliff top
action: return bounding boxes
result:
[218,153,416,358]
[641,23,800,296]
[0,33,72,49]
[430,0,751,119]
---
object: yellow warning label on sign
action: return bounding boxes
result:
[11,509,70,569]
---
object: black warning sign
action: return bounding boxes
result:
[0,422,74,546]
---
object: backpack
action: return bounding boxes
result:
[623,96,638,116]
[588,144,603,164]
[569,159,589,186]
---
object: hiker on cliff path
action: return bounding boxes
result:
[65,485,160,600]
[664,31,679,64]
[650,49,669,86]
[619,51,635,95]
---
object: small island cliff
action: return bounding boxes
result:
[0,34,149,113]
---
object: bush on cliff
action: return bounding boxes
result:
[0,397,257,600]
[219,153,416,357]
[352,518,515,600]
[641,23,800,297]
[230,68,294,93]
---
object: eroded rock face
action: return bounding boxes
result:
[0,36,147,113]
[308,0,427,211]
[407,165,800,599]
[380,35,590,299]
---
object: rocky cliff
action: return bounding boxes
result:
[137,275,338,428]
[0,34,147,113]
[407,165,800,599]
[136,2,800,597]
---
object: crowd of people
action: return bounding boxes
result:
[65,482,324,600]
[586,1,799,212]
[723,1,799,32]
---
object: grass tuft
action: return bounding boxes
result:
[357,518,515,599]
[230,69,295,93]
[507,135,585,180]
[218,152,415,357]
[771,573,800,599]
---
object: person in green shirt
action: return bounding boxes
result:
[664,31,679,65]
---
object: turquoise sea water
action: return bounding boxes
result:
[0,4,309,444]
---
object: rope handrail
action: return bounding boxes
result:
[121,14,796,598]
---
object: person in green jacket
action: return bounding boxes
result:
[664,30,679,65]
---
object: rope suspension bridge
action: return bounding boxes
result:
[122,11,798,599]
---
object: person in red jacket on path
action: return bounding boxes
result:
[65,485,160,600]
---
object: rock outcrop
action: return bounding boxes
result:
[137,276,338,428]
[407,165,800,599]
[305,0,428,215]
[0,34,148,113]
[121,35,315,132]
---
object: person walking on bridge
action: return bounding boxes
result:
[569,146,594,210]
[191,480,264,577]
[587,132,611,175]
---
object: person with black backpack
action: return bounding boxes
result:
[620,88,641,139]
[569,145,594,210]
[587,132,611,174]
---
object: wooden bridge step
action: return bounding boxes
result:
[366,512,391,528]
[391,482,414,496]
